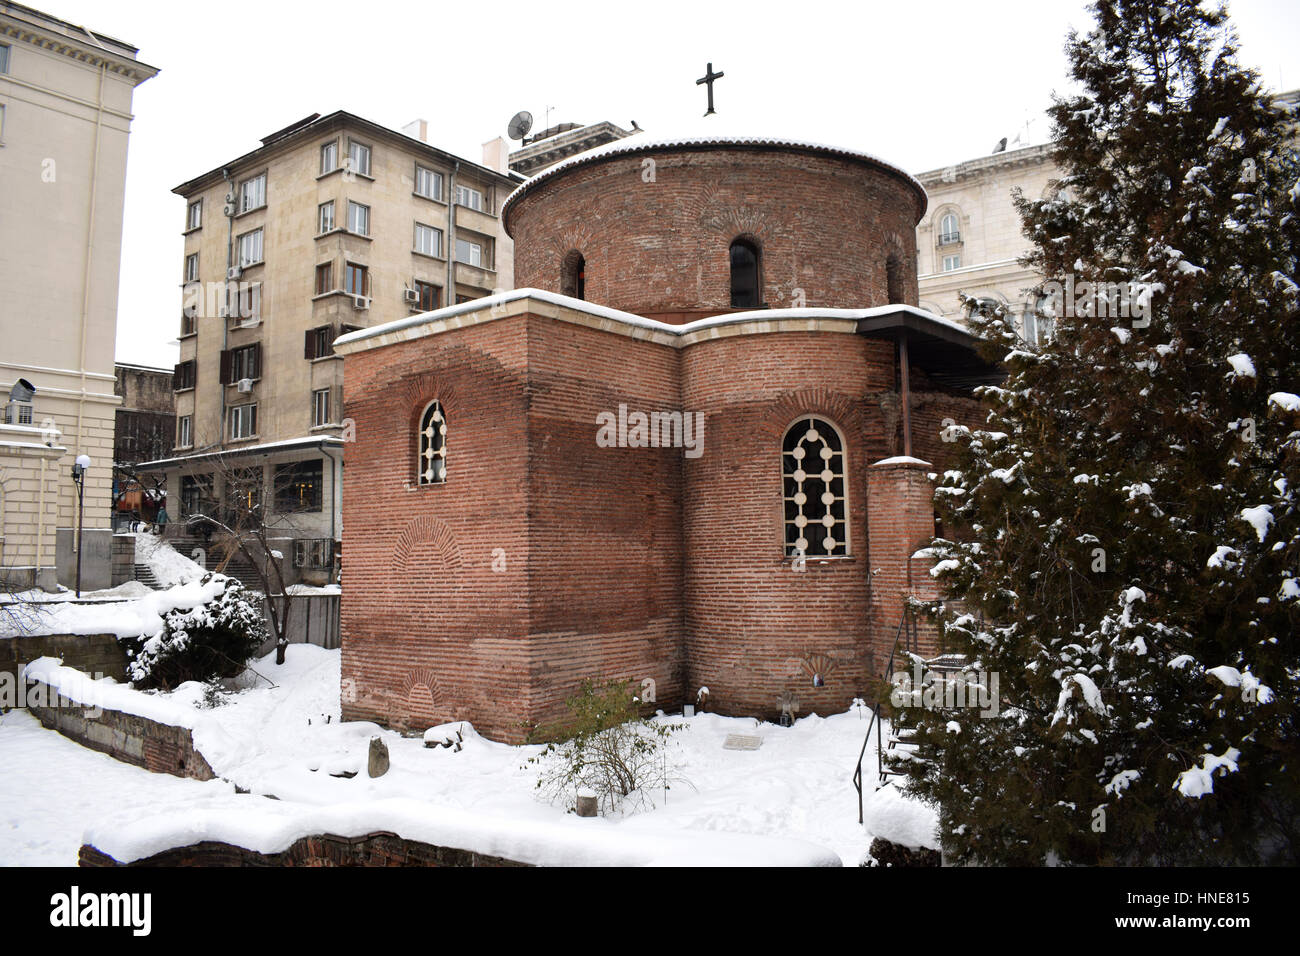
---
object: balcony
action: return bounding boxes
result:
[937,231,962,246]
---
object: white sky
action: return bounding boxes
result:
[40,0,1300,369]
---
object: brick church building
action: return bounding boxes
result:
[335,128,1000,741]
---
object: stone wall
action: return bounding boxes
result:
[79,831,529,867]
[0,631,127,687]
[26,689,213,780]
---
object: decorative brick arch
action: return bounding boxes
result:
[763,390,864,443]
[398,667,443,726]
[391,515,463,575]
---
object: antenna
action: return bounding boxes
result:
[508,111,533,141]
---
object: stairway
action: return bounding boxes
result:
[133,563,162,590]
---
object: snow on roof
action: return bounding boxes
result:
[137,434,345,471]
[500,116,927,226]
[334,287,977,352]
[873,456,934,467]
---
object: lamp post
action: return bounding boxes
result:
[71,454,91,597]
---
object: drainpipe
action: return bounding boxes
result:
[320,442,341,571]
[446,160,460,304]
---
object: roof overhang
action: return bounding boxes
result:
[137,436,344,472]
[856,309,1005,392]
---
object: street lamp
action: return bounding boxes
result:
[71,454,91,597]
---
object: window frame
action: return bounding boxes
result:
[176,414,192,449]
[274,459,324,513]
[454,183,485,212]
[185,253,200,282]
[186,199,203,231]
[239,172,267,213]
[781,415,851,559]
[227,402,258,441]
[729,237,762,308]
[941,253,961,272]
[320,139,339,175]
[414,222,442,258]
[346,200,370,236]
[415,164,443,201]
[344,262,370,298]
[938,211,962,245]
[0,43,10,74]
[347,139,372,177]
[413,280,440,311]
[416,399,448,485]
[237,227,264,268]
[312,387,331,428]
[318,200,336,234]
[454,236,483,268]
[315,261,335,296]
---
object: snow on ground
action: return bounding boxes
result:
[3,646,939,866]
[0,710,236,866]
[2,575,227,639]
[134,532,206,587]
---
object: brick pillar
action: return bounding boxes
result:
[866,457,942,670]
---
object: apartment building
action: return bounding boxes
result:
[0,2,157,591]
[915,88,1299,345]
[140,111,518,583]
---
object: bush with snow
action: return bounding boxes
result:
[120,574,267,691]
[525,679,686,816]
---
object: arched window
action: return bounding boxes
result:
[938,211,961,245]
[730,238,760,308]
[886,254,904,304]
[561,250,585,300]
[782,416,848,557]
[417,400,447,485]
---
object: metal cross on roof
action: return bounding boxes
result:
[696,62,724,116]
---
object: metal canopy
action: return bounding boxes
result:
[856,310,1005,393]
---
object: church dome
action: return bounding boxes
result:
[503,118,927,322]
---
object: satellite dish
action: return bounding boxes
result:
[508,111,533,140]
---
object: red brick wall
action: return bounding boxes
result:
[507,148,922,318]
[679,331,896,718]
[341,315,534,739]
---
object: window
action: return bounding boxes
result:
[417,400,447,484]
[886,255,904,304]
[0,44,9,74]
[730,238,761,308]
[312,388,331,427]
[305,325,335,359]
[185,253,199,282]
[454,184,485,212]
[239,172,266,213]
[224,343,261,383]
[344,262,369,297]
[180,474,215,517]
[315,262,334,295]
[414,280,440,311]
[187,199,202,231]
[180,311,197,337]
[320,140,338,175]
[560,251,585,300]
[0,104,5,142]
[455,237,482,267]
[347,140,371,177]
[275,460,323,512]
[938,212,961,245]
[782,416,848,558]
[233,283,261,323]
[172,360,196,391]
[415,222,442,257]
[318,200,335,234]
[415,165,443,200]
[176,415,192,449]
[1023,297,1055,346]
[238,228,264,267]
[294,538,333,569]
[942,254,961,272]
[228,403,257,440]
[347,201,370,236]
[226,468,263,517]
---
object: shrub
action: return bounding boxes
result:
[121,574,267,690]
[525,678,687,816]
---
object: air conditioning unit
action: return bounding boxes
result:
[352,295,370,310]
[227,265,242,280]
[404,287,419,305]
[236,378,254,393]
[223,192,236,217]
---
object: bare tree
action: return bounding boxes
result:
[181,453,333,665]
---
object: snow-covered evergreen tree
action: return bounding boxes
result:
[898,0,1300,864]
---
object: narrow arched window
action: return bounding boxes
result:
[417,400,447,485]
[730,238,760,308]
[938,212,960,245]
[886,254,904,304]
[561,250,586,300]
[782,416,848,557]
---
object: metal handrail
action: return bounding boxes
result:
[854,608,918,823]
